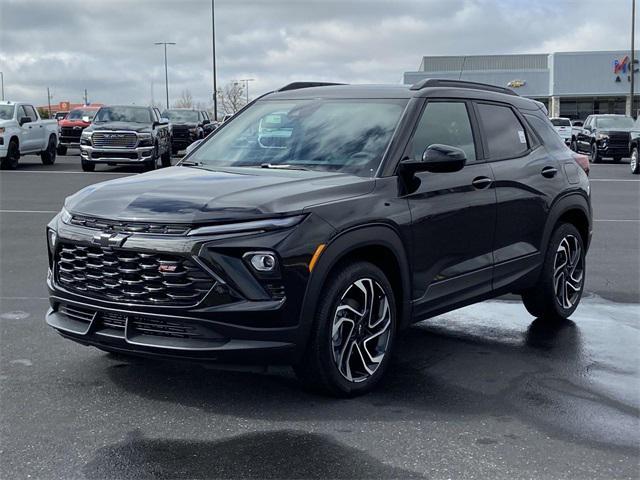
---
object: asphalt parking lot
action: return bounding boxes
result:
[1,153,639,479]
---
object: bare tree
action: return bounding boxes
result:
[217,81,246,116]
[174,89,194,109]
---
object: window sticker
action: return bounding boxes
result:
[517,130,527,144]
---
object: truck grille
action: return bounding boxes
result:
[172,126,191,139]
[608,131,630,149]
[61,126,83,140]
[56,242,215,305]
[92,131,138,148]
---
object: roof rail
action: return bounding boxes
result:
[277,82,346,92]
[410,78,518,96]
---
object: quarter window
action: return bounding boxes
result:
[476,103,529,159]
[411,102,476,162]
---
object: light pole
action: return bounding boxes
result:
[631,0,636,117]
[211,0,218,121]
[0,72,4,101]
[239,78,255,104]
[154,41,176,109]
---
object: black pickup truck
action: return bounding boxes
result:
[574,114,634,163]
[162,108,214,154]
[79,105,171,171]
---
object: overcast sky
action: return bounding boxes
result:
[0,0,634,109]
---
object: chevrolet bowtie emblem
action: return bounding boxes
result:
[92,232,129,247]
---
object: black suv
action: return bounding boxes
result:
[574,114,634,163]
[80,105,172,171]
[46,80,592,396]
[162,109,214,154]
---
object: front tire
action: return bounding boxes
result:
[40,135,57,165]
[631,148,640,174]
[522,223,585,322]
[570,139,578,152]
[81,159,95,172]
[589,143,601,163]
[294,261,396,397]
[144,145,158,171]
[160,148,171,167]
[0,139,20,170]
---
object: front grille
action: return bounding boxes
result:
[61,126,83,140]
[59,304,95,324]
[92,131,138,148]
[172,127,190,139]
[69,215,191,235]
[91,151,139,160]
[129,317,203,338]
[608,132,630,149]
[56,242,215,305]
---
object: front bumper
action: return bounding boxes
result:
[59,136,81,148]
[45,215,327,364]
[80,145,154,163]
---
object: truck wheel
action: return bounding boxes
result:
[160,149,171,167]
[521,223,585,322]
[631,148,640,174]
[40,135,57,165]
[293,261,397,397]
[0,139,20,170]
[589,143,601,163]
[81,160,95,172]
[570,139,578,152]
[56,145,67,156]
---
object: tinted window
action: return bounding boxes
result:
[550,118,571,127]
[477,103,529,159]
[162,109,199,122]
[524,114,567,151]
[67,108,97,120]
[595,116,634,129]
[94,107,151,123]
[23,105,37,121]
[411,102,476,162]
[0,105,15,120]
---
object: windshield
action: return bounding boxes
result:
[67,108,97,121]
[596,116,634,129]
[550,118,571,127]
[188,99,407,176]
[0,105,15,120]
[94,106,151,123]
[163,110,199,122]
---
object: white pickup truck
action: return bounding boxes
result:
[0,101,59,169]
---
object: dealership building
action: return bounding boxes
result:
[403,50,639,120]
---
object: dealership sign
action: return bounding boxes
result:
[613,55,639,82]
[507,79,526,88]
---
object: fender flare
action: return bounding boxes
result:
[294,223,412,356]
[541,192,592,253]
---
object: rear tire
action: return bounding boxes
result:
[40,135,57,165]
[56,145,67,156]
[522,223,585,322]
[81,160,95,172]
[293,261,396,397]
[631,148,640,174]
[0,139,20,170]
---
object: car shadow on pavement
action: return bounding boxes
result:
[83,429,423,480]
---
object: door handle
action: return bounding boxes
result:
[471,176,492,189]
[541,166,558,178]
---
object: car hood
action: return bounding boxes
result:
[64,166,374,224]
[0,119,15,127]
[60,120,90,128]
[86,122,151,133]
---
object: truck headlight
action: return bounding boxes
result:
[138,133,153,147]
[189,127,198,134]
[0,127,5,134]
[60,207,72,224]
[597,133,609,140]
[47,227,57,256]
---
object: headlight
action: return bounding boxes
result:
[138,133,153,146]
[597,133,609,140]
[47,227,57,256]
[187,215,305,236]
[189,127,198,134]
[0,127,5,134]
[60,207,72,224]
[81,131,91,139]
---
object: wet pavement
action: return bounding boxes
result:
[0,156,639,479]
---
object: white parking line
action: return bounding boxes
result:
[590,179,640,182]
[0,210,58,214]
[594,219,639,222]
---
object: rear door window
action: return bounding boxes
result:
[476,103,530,160]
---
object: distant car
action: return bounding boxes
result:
[629,117,640,174]
[550,117,572,145]
[79,105,171,171]
[57,106,100,155]
[161,108,212,154]
[0,101,59,169]
[574,114,634,163]
[54,111,69,122]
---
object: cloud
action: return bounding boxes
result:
[0,0,633,108]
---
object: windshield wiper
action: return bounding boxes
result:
[260,163,310,171]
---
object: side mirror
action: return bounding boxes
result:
[202,119,210,125]
[400,144,467,175]
[185,139,203,155]
[82,116,90,123]
[160,117,170,125]
[19,117,31,126]
[584,125,592,132]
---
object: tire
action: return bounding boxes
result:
[40,135,57,165]
[570,139,578,152]
[589,143,601,163]
[81,160,95,172]
[293,261,397,397]
[57,145,67,156]
[171,147,179,155]
[0,139,20,170]
[631,148,640,174]
[144,145,158,171]
[160,148,171,168]
[522,223,585,322]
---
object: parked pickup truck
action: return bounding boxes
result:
[79,105,171,172]
[57,106,100,155]
[0,101,59,169]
